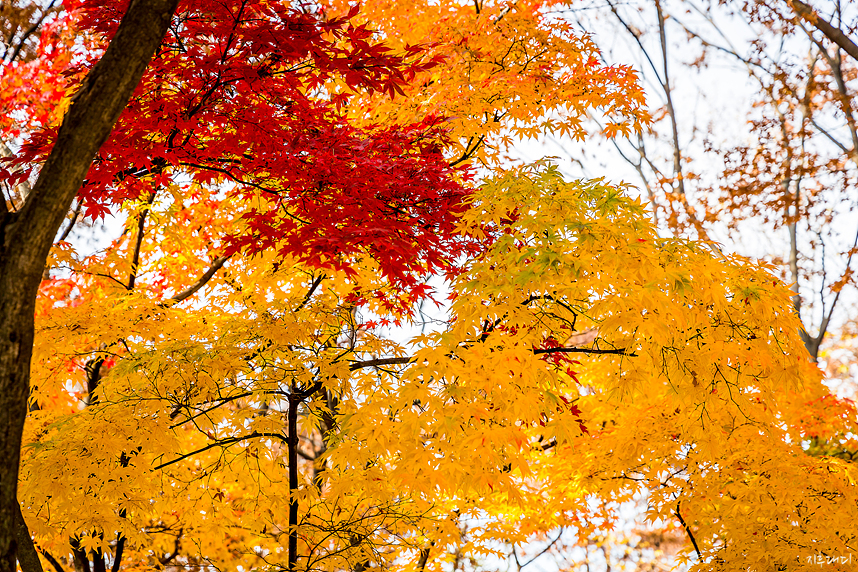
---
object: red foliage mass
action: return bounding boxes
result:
[3,0,479,293]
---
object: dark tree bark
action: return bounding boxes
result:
[13,503,42,572]
[0,1,180,571]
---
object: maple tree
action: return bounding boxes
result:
[545,0,858,567]
[2,1,858,572]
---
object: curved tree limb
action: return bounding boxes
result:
[791,0,858,62]
[674,502,702,561]
[165,254,232,305]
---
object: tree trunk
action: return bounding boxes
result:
[0,1,180,570]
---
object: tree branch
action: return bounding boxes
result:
[70,538,90,572]
[348,344,635,373]
[519,528,563,569]
[38,550,64,572]
[791,0,858,62]
[606,0,664,86]
[416,546,431,572]
[813,220,858,354]
[110,509,126,572]
[674,502,702,561]
[4,0,58,65]
[56,201,81,243]
[164,254,232,304]
[533,346,636,356]
[292,381,324,401]
[449,135,486,166]
[156,529,182,568]
[128,191,158,290]
[169,391,256,427]
[539,438,557,452]
[110,530,125,572]
[288,391,300,572]
[153,431,286,470]
[349,357,413,371]
[293,274,324,313]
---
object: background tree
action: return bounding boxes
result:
[557,0,858,362]
[535,0,858,567]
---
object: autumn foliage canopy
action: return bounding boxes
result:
[1,1,856,572]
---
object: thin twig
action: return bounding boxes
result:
[153,431,287,470]
[57,201,81,243]
[519,528,564,569]
[813,221,858,352]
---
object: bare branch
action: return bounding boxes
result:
[518,528,564,569]
[812,220,858,354]
[674,502,702,561]
[128,191,158,290]
[349,357,414,371]
[294,274,325,313]
[165,254,232,304]
[153,431,287,470]
[56,201,81,243]
[606,0,665,86]
[533,346,637,356]
[791,0,858,63]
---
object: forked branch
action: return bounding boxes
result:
[791,0,858,62]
